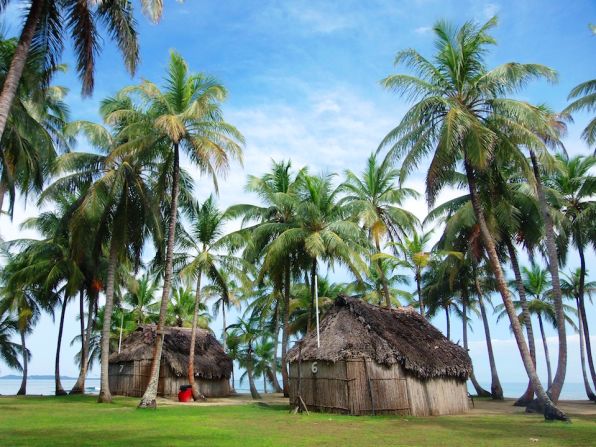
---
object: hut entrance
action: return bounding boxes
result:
[346,359,410,415]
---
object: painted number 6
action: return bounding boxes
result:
[311,361,318,374]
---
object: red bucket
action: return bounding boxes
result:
[178,385,193,402]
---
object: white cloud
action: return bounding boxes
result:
[414,26,432,35]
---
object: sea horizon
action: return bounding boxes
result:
[0,378,590,401]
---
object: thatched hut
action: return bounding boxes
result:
[287,296,472,416]
[109,325,232,398]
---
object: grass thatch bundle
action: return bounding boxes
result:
[287,295,472,380]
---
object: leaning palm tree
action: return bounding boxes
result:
[378,16,566,419]
[338,153,419,307]
[104,51,244,408]
[546,154,596,392]
[424,165,540,404]
[0,0,164,144]
[498,265,577,390]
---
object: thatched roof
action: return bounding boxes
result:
[287,296,472,380]
[110,325,232,380]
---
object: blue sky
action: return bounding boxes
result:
[1,0,595,394]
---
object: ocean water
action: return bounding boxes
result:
[0,379,100,396]
[0,378,590,400]
[468,382,588,400]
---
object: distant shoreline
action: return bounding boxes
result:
[0,375,100,380]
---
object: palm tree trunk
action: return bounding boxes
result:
[506,238,537,406]
[529,150,567,402]
[139,143,180,408]
[577,298,596,401]
[577,242,596,391]
[188,269,205,401]
[71,293,94,394]
[445,306,451,340]
[98,242,118,403]
[375,240,392,308]
[247,344,261,400]
[463,295,491,397]
[263,373,267,394]
[0,180,6,216]
[0,0,44,144]
[79,289,85,354]
[55,295,68,396]
[476,278,504,400]
[270,300,283,393]
[538,314,553,390]
[281,261,291,397]
[17,330,27,395]
[222,305,227,350]
[464,161,567,420]
[416,270,424,316]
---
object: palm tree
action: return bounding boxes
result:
[228,313,262,400]
[266,172,366,336]
[425,165,541,404]
[497,265,577,390]
[354,258,411,307]
[0,311,25,374]
[0,0,163,144]
[122,273,159,325]
[524,111,569,403]
[546,154,596,392]
[289,276,352,336]
[378,16,566,419]
[166,286,210,328]
[563,24,595,153]
[560,269,596,401]
[392,230,433,315]
[227,160,301,396]
[57,119,160,404]
[103,51,244,408]
[0,34,69,217]
[0,255,50,395]
[179,195,247,400]
[338,153,418,307]
[10,194,86,396]
[253,337,277,394]
[424,258,462,340]
[240,282,283,393]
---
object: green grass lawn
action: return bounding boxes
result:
[0,396,594,447]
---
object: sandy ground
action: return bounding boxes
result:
[159,393,596,417]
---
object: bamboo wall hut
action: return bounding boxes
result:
[109,325,232,398]
[287,296,472,416]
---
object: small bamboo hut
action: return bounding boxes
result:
[287,296,472,416]
[109,325,232,398]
